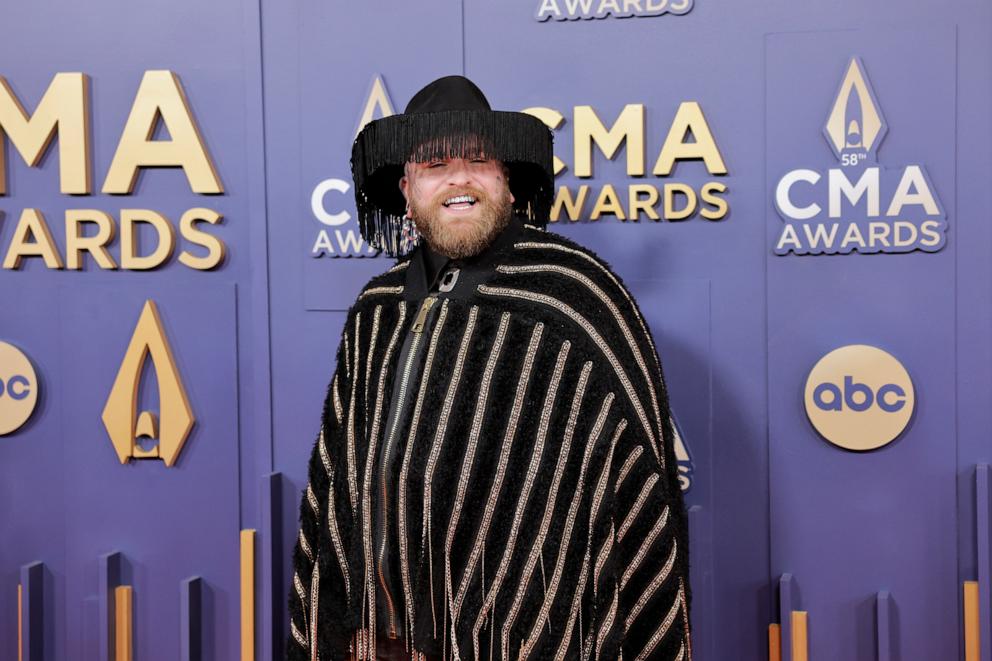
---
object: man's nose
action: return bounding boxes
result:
[445,159,473,185]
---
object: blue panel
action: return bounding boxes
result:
[82,596,99,661]
[58,284,239,660]
[766,27,957,660]
[0,287,67,661]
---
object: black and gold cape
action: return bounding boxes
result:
[288,222,692,661]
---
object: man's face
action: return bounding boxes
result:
[399,155,515,260]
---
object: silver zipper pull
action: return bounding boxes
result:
[412,296,437,333]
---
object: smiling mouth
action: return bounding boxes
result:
[442,194,478,211]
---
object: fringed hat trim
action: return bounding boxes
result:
[351,108,555,258]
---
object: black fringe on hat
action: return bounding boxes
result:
[351,109,555,258]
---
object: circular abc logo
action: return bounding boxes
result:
[804,344,914,451]
[0,341,38,435]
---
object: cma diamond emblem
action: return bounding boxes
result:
[101,300,194,466]
[823,57,887,162]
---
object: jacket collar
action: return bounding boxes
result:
[403,215,525,300]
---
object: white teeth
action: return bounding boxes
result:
[444,195,476,206]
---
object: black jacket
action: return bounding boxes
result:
[289,218,692,660]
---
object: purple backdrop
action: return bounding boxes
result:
[1,1,991,660]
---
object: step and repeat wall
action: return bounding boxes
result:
[2,1,990,659]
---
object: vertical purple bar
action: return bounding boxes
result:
[99,552,123,661]
[976,464,991,661]
[876,590,892,661]
[260,472,283,661]
[20,561,44,661]
[778,574,797,661]
[181,577,203,661]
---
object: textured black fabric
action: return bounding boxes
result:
[377,217,529,645]
[420,243,450,294]
[403,217,527,303]
[288,222,692,661]
[347,636,439,661]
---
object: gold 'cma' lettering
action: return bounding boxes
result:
[0,70,222,195]
[354,78,725,179]
[522,101,726,177]
[0,73,91,194]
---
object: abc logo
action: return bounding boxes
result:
[0,341,39,435]
[804,344,914,451]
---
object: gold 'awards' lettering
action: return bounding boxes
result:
[0,70,226,271]
[523,101,729,223]
[2,207,225,270]
[102,300,194,467]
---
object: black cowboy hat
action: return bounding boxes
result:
[350,75,555,257]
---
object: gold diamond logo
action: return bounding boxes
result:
[824,58,887,160]
[101,300,194,466]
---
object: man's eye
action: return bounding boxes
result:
[428,162,445,168]
[471,159,487,163]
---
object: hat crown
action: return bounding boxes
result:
[405,75,492,114]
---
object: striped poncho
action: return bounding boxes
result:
[288,223,692,660]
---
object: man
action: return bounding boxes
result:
[289,75,692,661]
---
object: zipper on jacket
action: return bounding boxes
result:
[377,294,438,638]
[412,295,436,333]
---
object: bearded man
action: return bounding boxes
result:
[288,75,692,661]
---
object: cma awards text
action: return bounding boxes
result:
[0,71,226,271]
